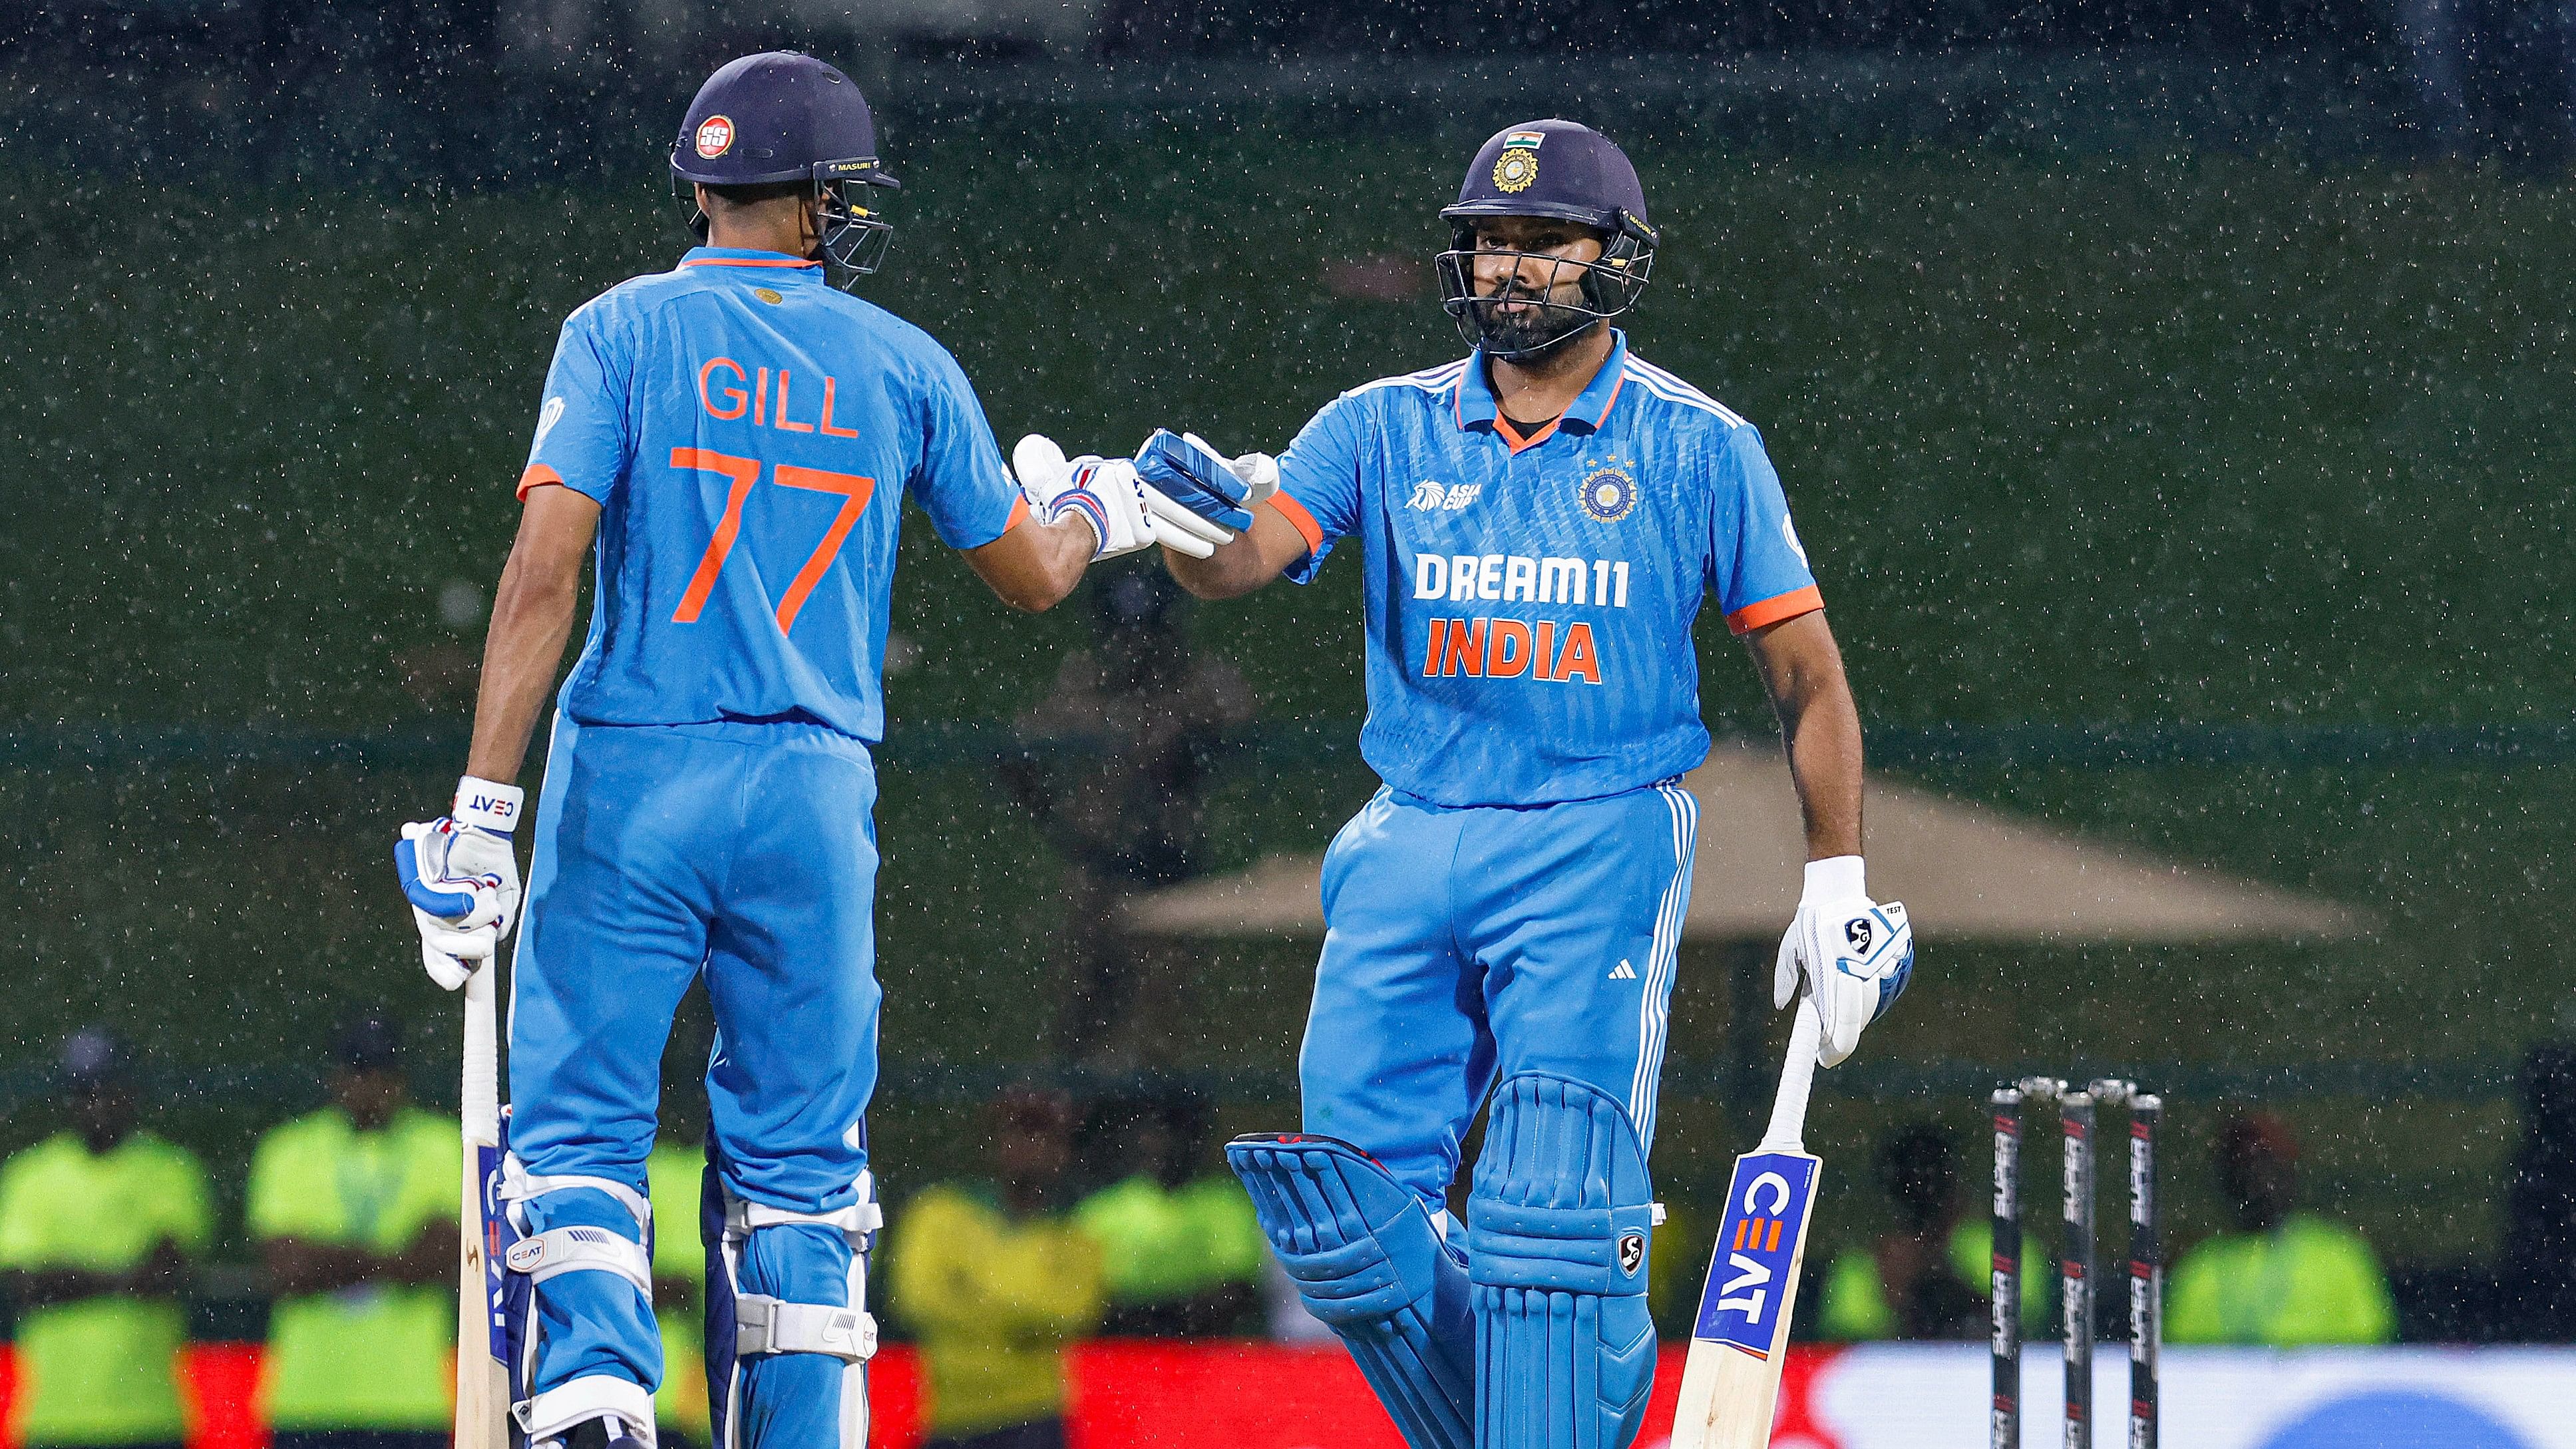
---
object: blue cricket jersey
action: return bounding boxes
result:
[518,246,1027,743]
[1272,330,1821,807]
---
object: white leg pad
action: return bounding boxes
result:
[515,1373,658,1447]
[709,1172,880,1449]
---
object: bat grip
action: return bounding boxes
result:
[1757,1000,1822,1153]
[461,966,500,1141]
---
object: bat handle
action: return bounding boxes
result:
[1757,1000,1822,1153]
[461,964,500,1141]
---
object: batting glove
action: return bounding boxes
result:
[1133,428,1277,536]
[394,777,524,991]
[1013,434,1160,561]
[1773,856,1915,1068]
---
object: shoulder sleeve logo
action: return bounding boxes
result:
[695,115,735,159]
[1781,513,1809,567]
[532,396,566,451]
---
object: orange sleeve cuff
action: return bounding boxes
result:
[1726,584,1824,635]
[999,495,1032,537]
[1268,491,1326,558]
[516,464,564,500]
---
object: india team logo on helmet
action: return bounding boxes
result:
[1492,130,1545,193]
[694,114,735,158]
[1578,463,1637,522]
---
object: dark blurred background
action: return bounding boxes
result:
[3,0,2575,1354]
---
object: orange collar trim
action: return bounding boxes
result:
[681,257,823,270]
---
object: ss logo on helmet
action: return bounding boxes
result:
[1617,1232,1645,1276]
[1845,917,1875,953]
[695,114,735,158]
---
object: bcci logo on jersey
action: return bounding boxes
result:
[1579,463,1637,522]
[1694,1149,1820,1360]
[1409,479,1482,513]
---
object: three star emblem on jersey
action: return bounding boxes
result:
[1579,463,1638,522]
[694,114,735,158]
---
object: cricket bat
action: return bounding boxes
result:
[458,965,511,1448]
[1669,1001,1825,1448]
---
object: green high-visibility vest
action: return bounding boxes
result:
[1071,1173,1266,1305]
[0,1133,211,1446]
[647,1144,710,1437]
[246,1107,459,1429]
[2165,1213,2396,1346]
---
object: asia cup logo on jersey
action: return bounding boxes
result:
[695,114,735,159]
[1409,479,1483,513]
[1578,462,1638,523]
[1493,131,1544,193]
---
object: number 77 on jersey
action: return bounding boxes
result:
[1670,1003,1825,1449]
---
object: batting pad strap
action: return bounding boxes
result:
[504,1225,653,1297]
[502,1157,653,1234]
[735,1294,877,1362]
[728,1196,882,1242]
[514,1373,657,1446]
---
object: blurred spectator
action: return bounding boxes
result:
[1815,1122,2038,1341]
[1001,566,1256,1067]
[889,1089,1104,1449]
[2167,1112,2396,1346]
[248,1016,460,1449]
[1071,1086,1266,1335]
[2498,1043,2576,1339]
[648,1113,713,1446]
[0,1030,210,1449]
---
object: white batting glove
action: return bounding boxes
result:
[394,777,524,991]
[1773,856,1915,1068]
[1013,434,1160,560]
[1195,432,1280,505]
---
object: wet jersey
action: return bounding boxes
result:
[518,247,1027,743]
[1270,330,1821,807]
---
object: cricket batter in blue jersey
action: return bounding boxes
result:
[390,53,1185,1449]
[1135,121,1918,1449]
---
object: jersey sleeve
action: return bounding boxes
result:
[1708,425,1823,634]
[518,302,633,503]
[906,346,1027,550]
[1272,393,1369,585]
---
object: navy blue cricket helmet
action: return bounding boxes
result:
[1436,119,1659,360]
[671,51,899,284]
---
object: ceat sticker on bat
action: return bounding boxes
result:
[1696,1149,1820,1357]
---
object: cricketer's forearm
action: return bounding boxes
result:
[1164,501,1312,600]
[465,486,600,784]
[1749,610,1863,861]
